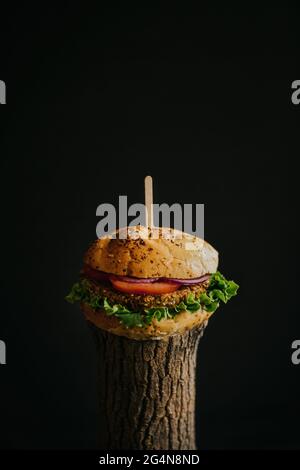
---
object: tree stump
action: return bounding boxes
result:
[88,321,207,450]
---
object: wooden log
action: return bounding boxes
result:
[88,321,207,450]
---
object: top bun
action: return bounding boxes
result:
[84,226,218,279]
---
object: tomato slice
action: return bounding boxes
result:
[110,278,179,295]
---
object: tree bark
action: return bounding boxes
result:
[88,321,207,450]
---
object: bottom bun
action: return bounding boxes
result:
[81,302,212,341]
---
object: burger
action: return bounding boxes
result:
[66,226,238,340]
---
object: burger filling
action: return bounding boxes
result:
[66,271,238,328]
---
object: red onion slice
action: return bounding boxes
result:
[83,265,159,283]
[109,274,160,283]
[162,274,210,285]
[82,265,111,282]
[110,274,210,285]
[83,264,211,286]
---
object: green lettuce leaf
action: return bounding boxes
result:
[66,271,239,328]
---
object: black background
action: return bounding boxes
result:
[0,5,299,450]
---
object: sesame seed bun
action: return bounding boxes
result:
[84,226,218,279]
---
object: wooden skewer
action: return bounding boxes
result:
[144,175,153,229]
